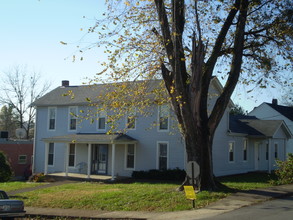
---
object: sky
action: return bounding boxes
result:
[0,0,106,88]
[0,0,289,112]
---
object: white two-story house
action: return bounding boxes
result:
[32,79,291,180]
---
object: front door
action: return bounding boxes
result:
[92,144,108,174]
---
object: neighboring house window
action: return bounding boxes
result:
[266,144,269,160]
[48,107,56,130]
[69,106,77,130]
[97,111,106,131]
[18,155,27,164]
[69,144,75,167]
[126,107,136,129]
[243,139,247,161]
[228,142,235,162]
[125,144,135,169]
[158,142,168,170]
[48,143,54,166]
[274,143,278,159]
[158,105,169,131]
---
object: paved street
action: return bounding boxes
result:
[202,195,293,220]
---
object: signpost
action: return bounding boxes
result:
[184,161,200,208]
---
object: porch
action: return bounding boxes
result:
[42,133,137,180]
[46,172,112,181]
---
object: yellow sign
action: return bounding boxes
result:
[184,186,196,200]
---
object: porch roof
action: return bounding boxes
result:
[42,133,137,144]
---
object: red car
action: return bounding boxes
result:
[0,190,26,219]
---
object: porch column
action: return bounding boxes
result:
[111,143,116,180]
[44,143,49,175]
[65,143,70,177]
[268,139,272,173]
[87,143,92,179]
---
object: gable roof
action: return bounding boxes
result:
[229,115,265,137]
[266,103,293,121]
[229,114,292,138]
[32,80,165,107]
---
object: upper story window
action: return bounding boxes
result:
[69,106,77,131]
[48,107,56,130]
[97,110,106,131]
[243,139,247,161]
[126,107,136,130]
[158,104,169,131]
[228,142,235,162]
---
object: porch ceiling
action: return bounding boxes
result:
[42,133,137,144]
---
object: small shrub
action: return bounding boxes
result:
[274,153,293,184]
[132,168,186,181]
[29,173,46,182]
[0,151,12,182]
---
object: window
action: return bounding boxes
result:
[266,144,269,160]
[126,144,135,169]
[69,106,77,130]
[158,142,168,170]
[97,111,106,130]
[48,107,56,130]
[158,105,169,130]
[18,155,27,164]
[126,107,136,129]
[229,142,235,162]
[243,139,247,161]
[274,143,278,159]
[48,143,54,166]
[68,144,75,167]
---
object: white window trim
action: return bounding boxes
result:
[18,155,27,164]
[68,106,78,132]
[156,141,169,170]
[228,141,235,163]
[48,107,57,131]
[157,105,170,132]
[68,144,76,167]
[48,143,55,167]
[124,144,136,170]
[243,139,248,162]
[97,110,107,132]
[126,108,136,130]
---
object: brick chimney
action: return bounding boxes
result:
[62,80,69,87]
[272,99,278,105]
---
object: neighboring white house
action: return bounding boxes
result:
[249,99,293,154]
[31,79,291,180]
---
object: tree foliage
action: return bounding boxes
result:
[67,0,292,190]
[0,65,51,139]
[0,151,12,182]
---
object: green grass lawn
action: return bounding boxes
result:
[0,181,45,192]
[2,172,277,212]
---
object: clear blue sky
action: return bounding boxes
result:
[0,0,285,112]
[0,0,106,88]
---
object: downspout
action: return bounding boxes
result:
[32,107,38,174]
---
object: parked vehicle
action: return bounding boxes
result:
[0,190,25,219]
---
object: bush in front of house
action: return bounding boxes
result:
[274,153,293,184]
[132,168,186,181]
[0,151,13,182]
[29,173,46,182]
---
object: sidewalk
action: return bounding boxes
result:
[23,184,293,220]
